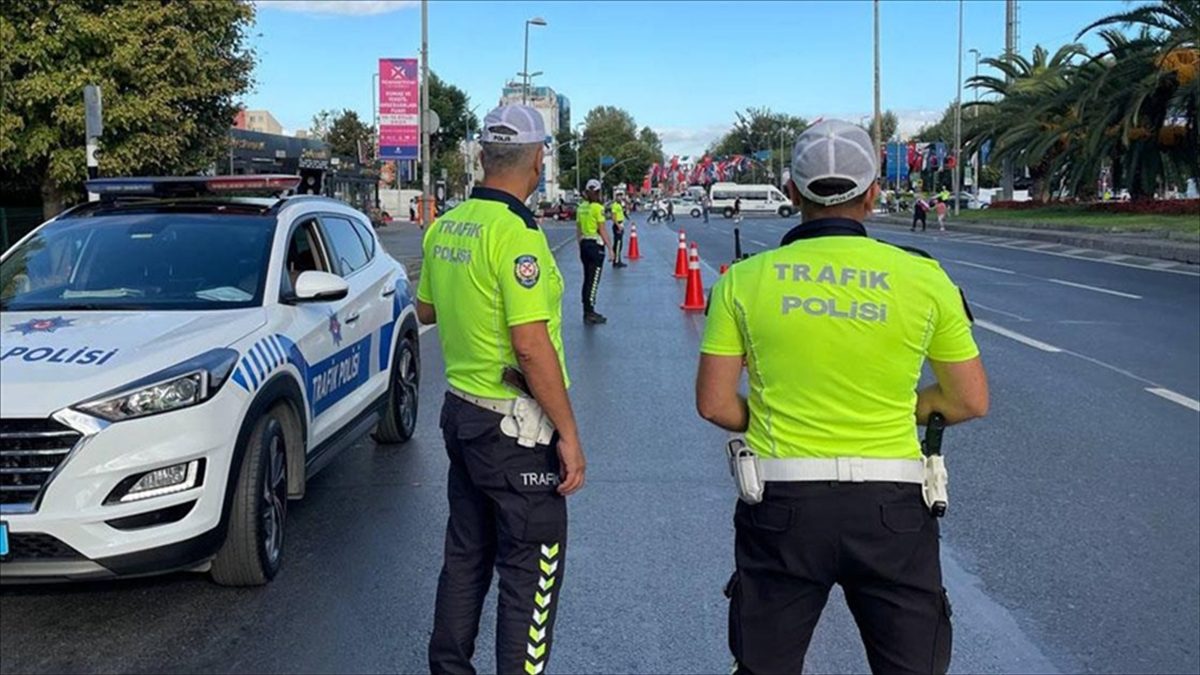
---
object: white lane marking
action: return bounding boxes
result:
[1047,278,1143,300]
[946,259,1017,275]
[874,223,1200,276]
[1103,254,1131,262]
[747,237,769,247]
[1148,261,1179,269]
[970,301,1030,322]
[1027,242,1061,250]
[1061,247,1092,256]
[419,323,436,335]
[1145,387,1200,412]
[975,320,1063,353]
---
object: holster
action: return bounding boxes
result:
[726,439,764,505]
[922,455,949,516]
[499,396,556,448]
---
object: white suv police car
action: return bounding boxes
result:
[0,176,421,585]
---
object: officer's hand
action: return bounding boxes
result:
[556,435,586,496]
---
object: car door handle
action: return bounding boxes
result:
[344,313,360,324]
[381,288,396,298]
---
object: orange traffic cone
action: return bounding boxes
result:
[673,230,688,278]
[681,243,706,311]
[628,224,641,260]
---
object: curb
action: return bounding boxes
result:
[871,214,1200,265]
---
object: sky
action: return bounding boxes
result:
[246,0,1135,157]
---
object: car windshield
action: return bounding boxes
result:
[0,213,275,311]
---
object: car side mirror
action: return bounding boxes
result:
[288,271,349,303]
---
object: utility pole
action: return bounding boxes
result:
[420,0,432,221]
[84,85,102,201]
[953,0,963,215]
[873,0,882,186]
[1001,0,1016,201]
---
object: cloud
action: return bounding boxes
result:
[254,0,417,16]
[654,123,731,158]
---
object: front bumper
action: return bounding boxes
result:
[1,393,243,581]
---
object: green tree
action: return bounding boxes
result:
[576,106,657,191]
[862,110,900,143]
[708,107,808,183]
[311,109,373,160]
[0,0,256,218]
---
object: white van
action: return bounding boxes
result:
[709,182,794,218]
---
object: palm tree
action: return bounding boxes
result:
[964,44,1090,201]
[1078,0,1199,196]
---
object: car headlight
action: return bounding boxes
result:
[74,348,239,422]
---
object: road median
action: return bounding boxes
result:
[870,213,1200,265]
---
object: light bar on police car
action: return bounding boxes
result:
[85,175,302,199]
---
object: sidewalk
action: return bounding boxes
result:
[871,213,1200,264]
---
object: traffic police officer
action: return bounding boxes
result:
[610,197,628,269]
[576,178,613,324]
[418,104,587,675]
[696,120,990,674]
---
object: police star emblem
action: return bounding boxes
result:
[514,255,540,289]
[9,316,74,335]
[327,311,343,346]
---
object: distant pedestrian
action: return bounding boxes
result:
[733,197,742,218]
[702,193,711,223]
[912,195,929,232]
[666,199,675,222]
[935,198,948,231]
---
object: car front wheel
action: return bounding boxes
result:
[374,334,420,444]
[211,407,289,586]
[778,206,793,218]
[723,207,734,218]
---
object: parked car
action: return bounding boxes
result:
[0,175,421,586]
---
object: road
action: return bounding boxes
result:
[1,215,1197,675]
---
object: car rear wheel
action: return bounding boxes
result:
[690,208,701,218]
[374,334,420,444]
[723,207,734,218]
[211,408,288,586]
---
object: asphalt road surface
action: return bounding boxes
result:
[1,215,1197,675]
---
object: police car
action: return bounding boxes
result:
[0,176,421,585]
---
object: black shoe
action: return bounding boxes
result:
[614,261,628,268]
[584,312,608,325]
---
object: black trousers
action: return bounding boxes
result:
[728,482,952,675]
[611,223,624,263]
[912,210,928,231]
[429,394,568,675]
[579,239,605,314]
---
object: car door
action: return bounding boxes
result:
[276,217,354,447]
[312,214,390,439]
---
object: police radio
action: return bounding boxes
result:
[921,413,949,517]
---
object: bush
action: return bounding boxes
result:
[988,199,1199,215]
[1083,199,1200,215]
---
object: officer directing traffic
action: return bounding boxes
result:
[417,104,587,675]
[696,120,989,675]
[610,196,628,269]
[576,178,613,324]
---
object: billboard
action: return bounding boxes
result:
[378,58,419,160]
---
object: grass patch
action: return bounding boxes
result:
[954,206,1200,235]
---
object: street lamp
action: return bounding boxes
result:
[573,121,585,194]
[968,47,981,198]
[953,0,964,215]
[523,17,547,104]
[463,103,481,195]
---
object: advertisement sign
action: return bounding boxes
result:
[379,58,419,160]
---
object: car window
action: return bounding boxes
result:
[0,214,273,311]
[283,219,329,294]
[321,215,370,276]
[351,220,376,260]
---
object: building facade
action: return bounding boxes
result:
[233,109,284,136]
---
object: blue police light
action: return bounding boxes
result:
[86,175,302,199]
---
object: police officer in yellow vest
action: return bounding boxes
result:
[696,120,990,675]
[418,104,587,675]
[576,178,613,324]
